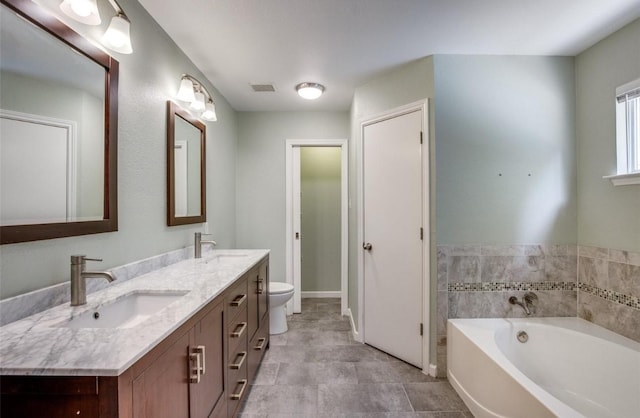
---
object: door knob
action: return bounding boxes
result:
[363,242,372,251]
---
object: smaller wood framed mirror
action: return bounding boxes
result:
[167,101,206,226]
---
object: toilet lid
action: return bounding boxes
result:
[269,282,294,294]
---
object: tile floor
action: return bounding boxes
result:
[239,298,472,418]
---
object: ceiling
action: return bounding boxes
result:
[138,0,640,112]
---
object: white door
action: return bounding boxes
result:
[363,109,423,367]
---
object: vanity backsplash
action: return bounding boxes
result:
[0,246,210,326]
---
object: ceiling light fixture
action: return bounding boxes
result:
[59,0,133,54]
[296,82,325,100]
[176,74,218,122]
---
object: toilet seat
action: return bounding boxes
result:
[269,282,294,295]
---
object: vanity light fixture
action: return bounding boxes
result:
[59,0,133,54]
[176,74,218,122]
[296,82,325,100]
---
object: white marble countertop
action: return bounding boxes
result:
[0,249,269,376]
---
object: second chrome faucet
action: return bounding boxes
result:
[194,232,217,258]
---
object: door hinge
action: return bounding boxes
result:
[420,131,423,144]
[420,323,423,336]
[420,227,423,240]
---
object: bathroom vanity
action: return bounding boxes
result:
[0,250,270,418]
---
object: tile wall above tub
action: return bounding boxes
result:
[577,246,640,342]
[436,244,578,377]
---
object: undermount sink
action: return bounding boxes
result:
[59,291,189,329]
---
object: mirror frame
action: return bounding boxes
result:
[167,101,206,226]
[0,0,118,244]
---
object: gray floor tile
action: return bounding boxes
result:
[403,382,468,412]
[241,298,468,417]
[285,329,351,346]
[252,362,279,385]
[289,311,343,321]
[241,384,318,415]
[356,361,437,383]
[276,362,358,385]
[318,383,413,413]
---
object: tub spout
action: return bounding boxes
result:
[509,292,537,315]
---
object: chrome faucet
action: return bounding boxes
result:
[194,232,217,258]
[70,255,115,306]
[509,292,538,316]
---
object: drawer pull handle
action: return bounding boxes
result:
[230,294,247,307]
[254,337,266,351]
[231,322,247,338]
[229,351,247,369]
[230,379,248,400]
[189,352,201,384]
[257,277,265,294]
[195,345,206,375]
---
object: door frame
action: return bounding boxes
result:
[357,100,431,372]
[285,139,349,316]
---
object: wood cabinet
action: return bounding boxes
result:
[0,255,270,418]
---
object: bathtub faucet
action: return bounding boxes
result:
[509,292,538,315]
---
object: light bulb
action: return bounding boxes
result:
[60,0,101,25]
[176,78,196,102]
[190,91,206,111]
[202,101,217,121]
[101,14,133,54]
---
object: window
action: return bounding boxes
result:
[612,78,640,184]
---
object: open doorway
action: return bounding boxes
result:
[285,139,348,316]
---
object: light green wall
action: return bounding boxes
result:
[434,55,577,245]
[348,57,435,331]
[235,112,349,285]
[0,0,238,299]
[300,147,342,292]
[576,19,640,252]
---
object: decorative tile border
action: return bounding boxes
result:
[578,283,640,310]
[448,281,576,292]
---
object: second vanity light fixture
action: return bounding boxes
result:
[59,0,133,54]
[176,74,218,122]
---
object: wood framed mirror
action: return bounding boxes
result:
[167,101,206,226]
[0,0,118,244]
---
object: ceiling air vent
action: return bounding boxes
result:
[250,83,276,92]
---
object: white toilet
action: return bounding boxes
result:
[268,282,294,335]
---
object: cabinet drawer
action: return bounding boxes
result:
[226,277,248,325]
[227,360,248,418]
[248,321,269,383]
[228,308,248,361]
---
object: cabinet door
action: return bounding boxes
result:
[247,266,259,340]
[132,332,191,418]
[190,301,225,418]
[257,261,269,326]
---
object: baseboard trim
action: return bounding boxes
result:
[347,308,362,343]
[301,291,341,298]
[427,363,437,377]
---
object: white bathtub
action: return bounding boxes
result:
[447,317,640,418]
